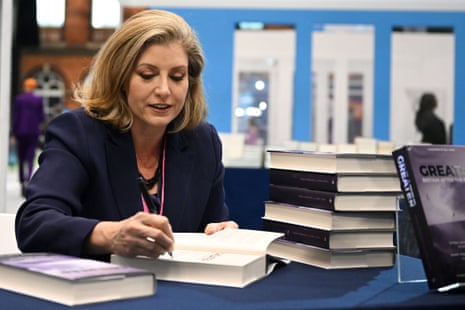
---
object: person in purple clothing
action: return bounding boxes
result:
[12,77,45,196]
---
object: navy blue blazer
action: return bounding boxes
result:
[15,109,230,260]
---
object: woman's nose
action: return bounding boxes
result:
[154,76,170,98]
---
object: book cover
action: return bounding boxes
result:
[264,201,396,231]
[111,229,284,288]
[267,150,397,174]
[0,253,155,306]
[267,239,395,269]
[393,144,465,291]
[269,184,400,212]
[269,168,401,193]
[262,218,395,250]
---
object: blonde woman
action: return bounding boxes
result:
[16,10,238,262]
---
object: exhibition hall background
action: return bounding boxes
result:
[1,1,465,213]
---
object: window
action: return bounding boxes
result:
[91,0,121,29]
[36,0,65,27]
[236,72,269,145]
[33,65,66,122]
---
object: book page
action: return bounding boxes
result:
[172,229,283,256]
[158,250,262,266]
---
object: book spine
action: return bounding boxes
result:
[262,219,330,249]
[269,184,335,211]
[269,169,338,192]
[392,147,439,288]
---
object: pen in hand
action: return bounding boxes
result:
[137,176,173,258]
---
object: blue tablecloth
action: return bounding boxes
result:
[1,256,464,309]
[3,168,463,309]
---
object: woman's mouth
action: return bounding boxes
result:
[150,104,169,110]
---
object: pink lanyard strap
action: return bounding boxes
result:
[141,195,150,213]
[159,139,166,215]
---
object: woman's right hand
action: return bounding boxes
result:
[86,212,174,258]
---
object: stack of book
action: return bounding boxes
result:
[263,150,402,269]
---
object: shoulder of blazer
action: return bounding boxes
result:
[168,122,218,150]
[53,108,119,134]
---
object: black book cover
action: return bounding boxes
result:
[269,183,398,212]
[262,218,394,249]
[269,168,400,193]
[393,145,465,291]
[263,218,331,249]
[270,168,340,192]
[269,184,335,211]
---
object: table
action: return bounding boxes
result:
[1,256,464,309]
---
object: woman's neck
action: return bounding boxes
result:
[131,125,166,193]
[131,123,166,156]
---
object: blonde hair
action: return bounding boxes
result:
[74,9,207,132]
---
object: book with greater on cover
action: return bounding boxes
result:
[111,229,284,288]
[262,218,395,250]
[268,150,397,174]
[0,253,156,306]
[269,168,401,193]
[269,184,399,212]
[393,145,465,291]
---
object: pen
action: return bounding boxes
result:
[137,176,173,258]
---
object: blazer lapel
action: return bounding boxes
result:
[163,133,195,228]
[105,128,142,219]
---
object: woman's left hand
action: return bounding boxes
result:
[204,220,239,235]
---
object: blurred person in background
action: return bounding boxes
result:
[415,92,447,145]
[12,77,45,196]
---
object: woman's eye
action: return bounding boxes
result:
[171,75,185,82]
[140,73,155,80]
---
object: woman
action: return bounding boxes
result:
[415,93,447,144]
[15,10,238,261]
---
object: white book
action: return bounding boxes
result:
[264,201,396,231]
[0,253,155,306]
[112,229,284,288]
[268,239,395,269]
[268,149,396,174]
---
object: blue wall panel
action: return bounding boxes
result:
[151,7,465,144]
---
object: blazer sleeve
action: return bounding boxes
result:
[15,111,101,258]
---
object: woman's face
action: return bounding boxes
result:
[127,42,189,132]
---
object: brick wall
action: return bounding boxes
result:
[17,3,148,111]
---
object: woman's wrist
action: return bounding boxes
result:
[85,221,118,255]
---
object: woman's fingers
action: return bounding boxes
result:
[112,212,174,258]
[204,220,239,235]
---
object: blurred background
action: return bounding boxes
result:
[1,0,464,213]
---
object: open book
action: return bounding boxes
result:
[111,229,284,288]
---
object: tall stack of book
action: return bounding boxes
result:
[263,150,402,269]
